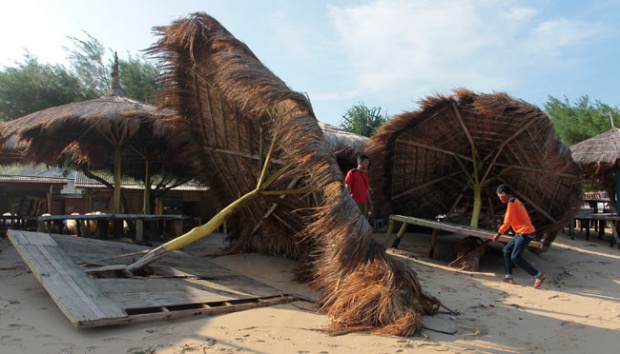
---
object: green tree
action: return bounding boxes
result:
[545,95,620,146]
[66,32,110,96]
[0,33,163,122]
[66,33,162,101]
[339,103,389,137]
[0,54,92,121]
[118,54,162,104]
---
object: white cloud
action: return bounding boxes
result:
[327,0,609,97]
[528,19,608,55]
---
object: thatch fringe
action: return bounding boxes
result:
[148,12,440,336]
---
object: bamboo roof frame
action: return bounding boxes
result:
[368,89,583,249]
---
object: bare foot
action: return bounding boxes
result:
[503,278,516,285]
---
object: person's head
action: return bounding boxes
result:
[496,184,512,204]
[357,154,369,170]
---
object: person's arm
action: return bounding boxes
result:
[366,189,373,215]
[493,201,515,242]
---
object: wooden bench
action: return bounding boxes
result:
[38,214,186,241]
[385,214,544,260]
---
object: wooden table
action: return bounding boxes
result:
[569,212,620,247]
[37,214,186,241]
[385,214,543,258]
[1,215,39,232]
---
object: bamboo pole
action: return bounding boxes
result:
[112,144,122,214]
[124,134,299,274]
[124,188,260,274]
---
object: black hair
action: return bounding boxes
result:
[496,184,513,195]
[357,154,369,163]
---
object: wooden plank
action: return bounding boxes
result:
[7,230,128,327]
[389,215,543,249]
[77,295,298,328]
[97,277,281,309]
[6,229,301,329]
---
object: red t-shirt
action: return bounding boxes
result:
[345,169,369,204]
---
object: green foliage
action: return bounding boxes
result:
[339,103,389,137]
[66,32,110,96]
[0,33,163,122]
[545,95,620,146]
[0,54,92,121]
[119,55,162,104]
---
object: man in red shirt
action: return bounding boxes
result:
[345,155,373,216]
[493,184,546,288]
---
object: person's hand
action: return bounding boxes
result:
[492,233,500,242]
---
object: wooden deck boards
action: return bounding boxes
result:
[7,230,298,328]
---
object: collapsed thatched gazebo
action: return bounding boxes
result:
[0,59,177,214]
[571,124,620,213]
[130,12,440,335]
[368,89,582,249]
[319,122,369,173]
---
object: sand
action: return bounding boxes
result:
[0,229,618,354]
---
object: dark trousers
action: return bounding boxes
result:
[502,233,539,277]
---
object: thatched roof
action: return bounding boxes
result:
[148,12,439,335]
[319,122,369,172]
[0,93,173,170]
[571,127,620,173]
[570,127,620,211]
[0,135,27,166]
[368,89,582,249]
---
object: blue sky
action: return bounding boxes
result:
[1,0,618,126]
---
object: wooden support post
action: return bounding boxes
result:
[391,222,409,249]
[385,219,395,247]
[609,221,620,248]
[429,228,439,258]
[136,219,144,242]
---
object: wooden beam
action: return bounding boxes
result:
[388,214,543,249]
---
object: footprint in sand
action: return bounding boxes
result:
[42,342,75,352]
[7,323,34,331]
[560,321,586,329]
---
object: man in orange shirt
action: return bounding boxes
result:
[492,184,546,288]
[345,155,373,216]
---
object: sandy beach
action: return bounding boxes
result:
[1,228,618,354]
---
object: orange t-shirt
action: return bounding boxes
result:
[498,197,536,235]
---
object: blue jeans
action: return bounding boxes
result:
[502,233,539,277]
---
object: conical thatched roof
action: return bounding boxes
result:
[0,93,172,169]
[148,12,439,335]
[368,89,582,249]
[0,59,180,213]
[570,127,620,211]
[571,127,620,172]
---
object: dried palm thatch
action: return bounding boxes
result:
[319,122,369,172]
[0,135,27,166]
[368,89,582,249]
[0,62,177,213]
[144,12,439,335]
[571,127,620,212]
